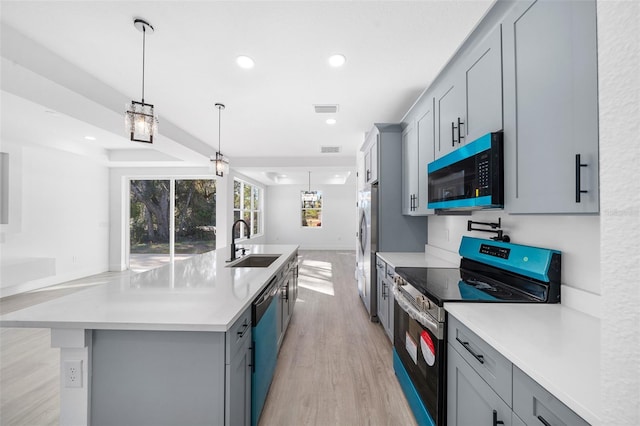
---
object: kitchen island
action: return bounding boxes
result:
[0,244,299,426]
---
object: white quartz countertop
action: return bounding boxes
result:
[0,244,298,332]
[376,252,458,269]
[444,303,601,425]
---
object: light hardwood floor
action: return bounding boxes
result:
[0,251,416,426]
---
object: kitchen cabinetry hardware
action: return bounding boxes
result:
[457,117,465,144]
[492,410,505,426]
[575,154,588,202]
[456,336,485,364]
[537,415,552,426]
[451,121,457,146]
[237,323,250,338]
[467,218,510,242]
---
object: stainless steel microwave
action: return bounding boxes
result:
[427,132,503,211]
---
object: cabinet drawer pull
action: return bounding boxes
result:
[237,322,250,339]
[456,336,485,364]
[537,415,552,426]
[575,154,588,202]
[492,410,505,426]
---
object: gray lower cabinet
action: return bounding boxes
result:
[503,0,599,213]
[375,256,394,343]
[448,315,589,426]
[447,342,514,426]
[226,308,252,426]
[513,366,589,426]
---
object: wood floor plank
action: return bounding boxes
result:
[259,250,416,426]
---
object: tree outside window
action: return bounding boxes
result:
[301,191,322,228]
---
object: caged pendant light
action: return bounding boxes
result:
[125,18,158,143]
[212,103,229,177]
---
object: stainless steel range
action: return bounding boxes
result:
[391,237,561,426]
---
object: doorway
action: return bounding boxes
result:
[129,179,216,272]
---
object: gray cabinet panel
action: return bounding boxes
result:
[503,0,599,213]
[464,25,503,141]
[513,366,589,426]
[436,74,465,158]
[416,106,435,215]
[91,330,226,426]
[448,315,512,406]
[226,323,252,426]
[447,342,513,426]
[401,123,418,215]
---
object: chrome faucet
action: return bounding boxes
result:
[228,219,251,262]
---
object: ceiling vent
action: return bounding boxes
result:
[314,104,339,114]
[321,146,341,154]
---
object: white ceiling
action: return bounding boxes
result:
[0,0,493,185]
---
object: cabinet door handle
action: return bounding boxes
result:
[537,415,552,426]
[575,154,588,202]
[250,342,255,373]
[382,282,387,299]
[366,169,371,181]
[492,410,505,426]
[456,336,485,364]
[451,121,457,146]
[457,117,465,144]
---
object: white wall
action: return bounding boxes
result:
[598,1,640,424]
[265,173,356,250]
[428,213,600,295]
[0,140,109,297]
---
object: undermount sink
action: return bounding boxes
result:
[227,254,281,268]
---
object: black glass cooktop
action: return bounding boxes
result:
[394,266,545,306]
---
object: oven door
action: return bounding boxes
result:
[393,295,445,426]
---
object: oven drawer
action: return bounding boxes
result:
[513,366,589,426]
[448,315,512,406]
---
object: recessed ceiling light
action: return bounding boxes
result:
[328,54,346,67]
[280,174,287,178]
[326,118,337,125]
[236,55,255,69]
[84,136,96,141]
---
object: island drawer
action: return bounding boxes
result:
[448,315,513,406]
[226,307,252,363]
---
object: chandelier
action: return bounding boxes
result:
[125,19,158,143]
[212,103,229,177]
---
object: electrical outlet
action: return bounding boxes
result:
[64,360,83,388]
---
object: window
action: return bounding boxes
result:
[129,178,216,272]
[301,191,322,228]
[234,178,263,238]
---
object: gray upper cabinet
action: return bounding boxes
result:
[363,128,379,184]
[435,24,503,159]
[401,122,418,215]
[502,0,599,213]
[402,102,436,216]
[463,25,503,143]
[435,69,466,159]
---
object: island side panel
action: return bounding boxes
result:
[90,330,225,426]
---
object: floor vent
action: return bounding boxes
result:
[314,104,339,114]
[321,146,341,154]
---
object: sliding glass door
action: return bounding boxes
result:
[129,179,216,272]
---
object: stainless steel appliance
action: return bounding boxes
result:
[251,276,279,426]
[357,124,429,321]
[392,236,561,426]
[428,132,503,211]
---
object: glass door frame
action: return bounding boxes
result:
[126,175,216,271]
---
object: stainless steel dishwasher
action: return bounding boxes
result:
[251,276,278,426]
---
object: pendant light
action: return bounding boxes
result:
[125,18,158,144]
[212,103,229,177]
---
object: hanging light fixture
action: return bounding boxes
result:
[125,18,158,143]
[212,103,229,177]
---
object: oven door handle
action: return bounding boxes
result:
[393,285,443,339]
